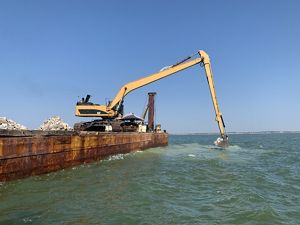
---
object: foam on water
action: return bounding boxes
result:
[106,154,125,161]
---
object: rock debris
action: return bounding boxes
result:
[39,116,72,131]
[0,117,28,130]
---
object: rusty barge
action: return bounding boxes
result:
[0,92,168,182]
[0,130,168,182]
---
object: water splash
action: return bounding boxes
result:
[106,154,125,161]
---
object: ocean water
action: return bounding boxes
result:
[0,133,299,225]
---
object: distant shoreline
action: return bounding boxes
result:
[170,131,300,135]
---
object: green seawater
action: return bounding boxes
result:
[0,133,300,225]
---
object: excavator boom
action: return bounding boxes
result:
[75,50,229,147]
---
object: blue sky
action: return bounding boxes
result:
[0,0,299,133]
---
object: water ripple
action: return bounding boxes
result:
[0,133,299,224]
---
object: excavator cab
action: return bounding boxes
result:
[77,95,94,105]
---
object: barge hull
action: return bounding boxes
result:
[0,132,168,182]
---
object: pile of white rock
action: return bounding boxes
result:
[39,116,72,131]
[0,117,28,130]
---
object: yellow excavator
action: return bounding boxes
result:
[75,50,229,147]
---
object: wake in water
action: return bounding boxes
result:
[1,134,299,225]
[184,142,242,151]
[105,150,145,161]
[106,154,125,161]
[207,144,242,151]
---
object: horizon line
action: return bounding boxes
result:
[169,131,300,135]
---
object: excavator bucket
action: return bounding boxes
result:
[214,136,229,148]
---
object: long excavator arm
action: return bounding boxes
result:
[107,57,202,110]
[75,50,229,147]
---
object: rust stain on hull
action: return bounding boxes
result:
[0,132,168,182]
